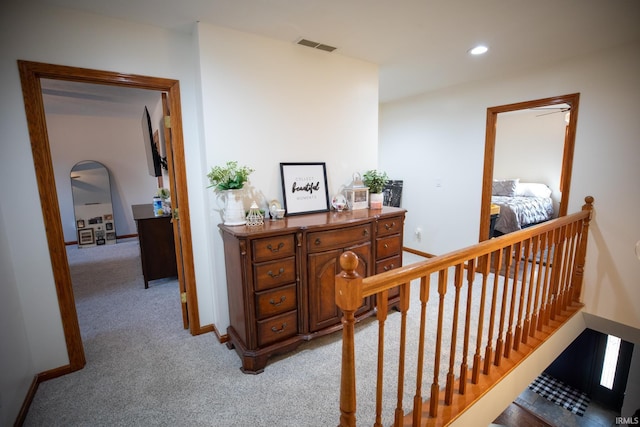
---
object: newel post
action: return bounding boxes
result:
[572,196,594,303]
[336,251,363,427]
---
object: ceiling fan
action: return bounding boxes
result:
[532,106,571,117]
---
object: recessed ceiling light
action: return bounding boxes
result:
[469,45,489,55]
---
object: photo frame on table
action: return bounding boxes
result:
[280,162,330,216]
[78,228,94,245]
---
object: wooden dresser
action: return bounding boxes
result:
[132,204,178,289]
[219,206,406,373]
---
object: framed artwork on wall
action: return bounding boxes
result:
[280,162,330,216]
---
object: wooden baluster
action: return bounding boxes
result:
[571,196,594,303]
[429,269,448,417]
[459,259,475,393]
[531,232,546,335]
[567,221,581,307]
[494,246,511,367]
[514,239,531,350]
[522,235,539,344]
[559,222,575,311]
[540,230,555,328]
[472,255,490,383]
[412,275,430,427]
[374,289,388,427]
[445,265,463,404]
[553,224,573,317]
[484,249,502,374]
[336,252,363,427]
[393,282,410,426]
[549,226,564,321]
[504,243,522,359]
[561,221,579,310]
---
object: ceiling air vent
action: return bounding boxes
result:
[296,38,337,52]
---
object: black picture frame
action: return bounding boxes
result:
[280,162,330,216]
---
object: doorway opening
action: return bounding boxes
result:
[18,60,202,375]
[479,93,580,242]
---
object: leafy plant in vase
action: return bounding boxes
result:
[207,161,254,225]
[362,169,389,209]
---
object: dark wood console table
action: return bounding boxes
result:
[219,206,406,373]
[132,204,178,288]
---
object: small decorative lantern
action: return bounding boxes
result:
[344,172,369,210]
[246,201,264,226]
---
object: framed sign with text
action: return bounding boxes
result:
[280,162,330,216]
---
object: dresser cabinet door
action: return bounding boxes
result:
[307,243,371,332]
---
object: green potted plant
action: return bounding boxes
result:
[207,161,254,225]
[362,169,389,209]
[207,161,254,191]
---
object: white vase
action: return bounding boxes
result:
[370,192,384,209]
[217,188,246,225]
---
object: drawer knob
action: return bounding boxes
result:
[267,267,285,278]
[267,242,285,252]
[383,263,395,272]
[315,238,321,245]
[269,296,286,306]
[384,243,388,249]
[384,222,395,231]
[271,322,287,334]
[363,229,369,236]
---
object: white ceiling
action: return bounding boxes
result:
[39,0,640,111]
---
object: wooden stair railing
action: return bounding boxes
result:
[336,196,594,427]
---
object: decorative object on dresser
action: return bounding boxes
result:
[154,187,171,217]
[343,172,369,210]
[279,162,330,215]
[362,169,389,209]
[383,180,403,207]
[207,160,254,226]
[220,207,406,373]
[132,203,178,288]
[246,201,265,226]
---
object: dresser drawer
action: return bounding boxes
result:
[252,234,296,262]
[253,257,296,291]
[257,310,298,347]
[375,254,401,274]
[376,216,404,237]
[255,284,297,320]
[307,224,372,253]
[376,235,402,259]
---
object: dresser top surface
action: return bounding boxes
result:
[219,206,406,237]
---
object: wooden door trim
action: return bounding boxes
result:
[479,93,580,242]
[18,60,202,374]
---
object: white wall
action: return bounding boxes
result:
[195,23,379,329]
[0,2,205,423]
[0,4,379,422]
[48,113,161,241]
[380,42,640,332]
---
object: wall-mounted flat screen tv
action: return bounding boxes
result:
[142,106,162,177]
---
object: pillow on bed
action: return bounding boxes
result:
[515,182,552,198]
[492,179,519,197]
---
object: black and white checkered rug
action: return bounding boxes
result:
[529,372,590,416]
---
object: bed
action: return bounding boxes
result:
[491,179,554,235]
